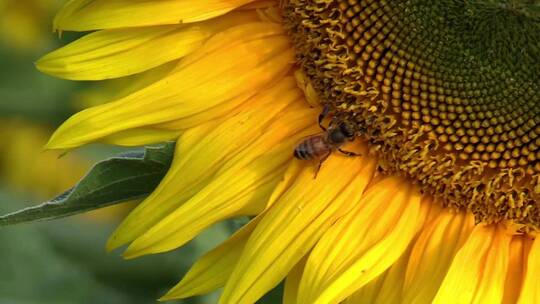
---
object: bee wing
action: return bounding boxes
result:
[295,132,326,144]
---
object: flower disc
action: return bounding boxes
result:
[283,0,540,231]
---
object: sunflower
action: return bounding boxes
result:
[36,0,540,303]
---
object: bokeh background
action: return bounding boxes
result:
[0,1,281,303]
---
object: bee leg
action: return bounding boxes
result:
[318,104,329,131]
[314,152,330,179]
[338,149,361,157]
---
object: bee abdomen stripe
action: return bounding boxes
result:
[295,142,310,160]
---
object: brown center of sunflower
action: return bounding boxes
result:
[282,0,540,231]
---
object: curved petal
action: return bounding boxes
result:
[343,273,386,304]
[161,155,309,302]
[345,245,414,304]
[219,151,377,304]
[38,11,258,80]
[433,225,512,304]
[46,23,293,149]
[518,236,540,303]
[298,178,428,304]
[283,257,308,304]
[73,61,178,109]
[54,0,257,31]
[122,107,315,258]
[160,216,261,300]
[106,77,307,251]
[402,208,475,303]
[503,237,529,304]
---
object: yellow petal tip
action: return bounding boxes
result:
[34,55,65,79]
[158,288,188,302]
[105,236,122,253]
[45,127,80,150]
[43,137,60,150]
[121,242,150,260]
[158,276,208,301]
[157,294,174,302]
[34,59,44,72]
[121,250,141,260]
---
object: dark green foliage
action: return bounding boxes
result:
[0,142,175,226]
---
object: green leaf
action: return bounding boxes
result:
[0,142,175,226]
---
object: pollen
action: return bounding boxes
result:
[283,0,540,231]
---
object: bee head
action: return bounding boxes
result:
[327,122,354,144]
[328,127,346,144]
[339,122,355,138]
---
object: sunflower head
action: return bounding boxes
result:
[21,0,540,303]
[284,0,540,232]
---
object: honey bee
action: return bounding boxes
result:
[294,106,361,176]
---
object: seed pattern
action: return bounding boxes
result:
[283,0,540,231]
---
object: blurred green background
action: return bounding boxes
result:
[0,1,281,303]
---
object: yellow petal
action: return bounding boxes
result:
[346,245,414,304]
[299,178,428,304]
[99,90,254,146]
[283,257,308,304]
[517,236,540,303]
[241,1,277,10]
[433,225,512,304]
[343,272,386,304]
[219,151,377,304]
[402,207,475,303]
[73,61,177,109]
[97,127,182,146]
[294,69,320,108]
[345,205,444,304]
[106,77,307,251]
[160,216,261,300]
[122,105,315,258]
[503,237,528,304]
[46,23,293,149]
[369,247,412,303]
[54,0,257,31]
[265,159,306,210]
[38,11,258,80]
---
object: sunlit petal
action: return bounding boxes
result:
[517,236,540,303]
[32,2,540,304]
[298,178,428,304]
[503,237,529,304]
[402,207,475,303]
[38,11,258,80]
[283,257,307,304]
[345,246,413,304]
[54,0,257,31]
[219,152,377,303]
[161,216,260,300]
[46,23,293,149]
[107,77,308,251]
[122,108,314,258]
[433,225,512,304]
